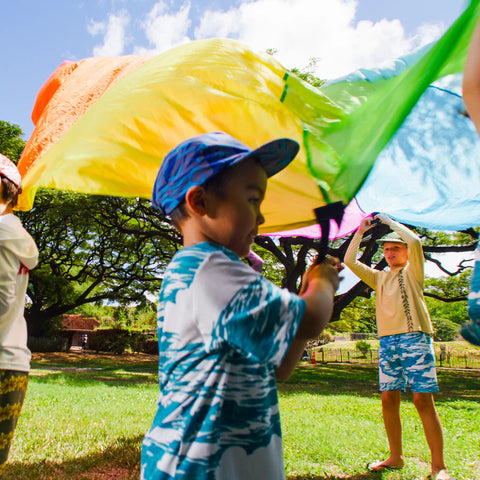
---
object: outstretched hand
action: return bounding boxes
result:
[299,255,342,295]
[358,213,392,235]
[357,217,374,235]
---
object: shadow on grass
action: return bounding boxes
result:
[30,352,159,387]
[30,369,158,387]
[278,364,480,403]
[32,355,480,401]
[288,474,380,480]
[4,435,143,480]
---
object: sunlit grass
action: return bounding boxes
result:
[280,365,480,480]
[4,354,480,479]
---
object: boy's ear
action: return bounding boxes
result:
[184,185,208,215]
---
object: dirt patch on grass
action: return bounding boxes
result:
[79,466,138,479]
[32,352,158,363]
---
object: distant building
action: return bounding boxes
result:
[62,314,100,350]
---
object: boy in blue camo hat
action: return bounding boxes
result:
[141,131,341,480]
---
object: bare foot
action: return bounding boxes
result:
[367,457,405,472]
[428,469,456,480]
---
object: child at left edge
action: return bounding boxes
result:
[141,131,342,480]
[0,154,39,474]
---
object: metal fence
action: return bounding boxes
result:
[309,347,480,369]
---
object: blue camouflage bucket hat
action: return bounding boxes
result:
[151,131,299,215]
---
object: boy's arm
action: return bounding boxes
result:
[463,16,480,136]
[343,218,377,290]
[275,260,339,380]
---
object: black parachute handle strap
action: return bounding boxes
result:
[313,201,345,264]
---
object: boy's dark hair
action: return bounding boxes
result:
[1,176,21,208]
[169,165,234,230]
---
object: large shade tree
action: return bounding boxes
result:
[20,191,181,336]
[255,224,477,325]
[1,121,181,336]
[1,119,477,337]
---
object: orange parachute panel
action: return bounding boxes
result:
[19,55,151,176]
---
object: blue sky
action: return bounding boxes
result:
[0,0,468,138]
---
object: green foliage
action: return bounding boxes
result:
[426,271,471,300]
[327,319,350,333]
[432,317,461,342]
[338,295,377,333]
[27,335,69,353]
[89,328,157,354]
[19,190,181,335]
[89,328,132,354]
[318,330,333,345]
[250,244,285,286]
[355,340,371,358]
[417,227,477,247]
[289,67,325,87]
[129,332,158,355]
[0,121,25,162]
[425,271,470,325]
[130,332,158,354]
[290,57,325,88]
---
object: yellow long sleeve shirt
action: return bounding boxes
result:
[344,219,433,338]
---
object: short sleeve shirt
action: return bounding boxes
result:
[141,242,305,480]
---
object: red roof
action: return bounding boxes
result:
[62,314,100,331]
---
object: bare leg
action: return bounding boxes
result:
[369,390,405,470]
[412,392,448,477]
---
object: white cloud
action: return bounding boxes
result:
[194,0,444,78]
[134,1,192,54]
[87,20,105,37]
[87,0,447,78]
[411,22,445,49]
[89,11,130,56]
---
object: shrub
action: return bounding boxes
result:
[130,332,158,354]
[89,328,131,354]
[317,331,333,345]
[28,335,69,353]
[143,339,159,355]
[355,340,371,358]
[433,317,460,342]
[130,331,147,353]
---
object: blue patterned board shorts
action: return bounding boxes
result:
[379,332,438,393]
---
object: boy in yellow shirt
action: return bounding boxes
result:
[344,214,450,480]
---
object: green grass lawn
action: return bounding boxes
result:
[4,353,480,479]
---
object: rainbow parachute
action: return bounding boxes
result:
[17,0,480,234]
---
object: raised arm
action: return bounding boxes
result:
[343,217,377,290]
[463,16,480,135]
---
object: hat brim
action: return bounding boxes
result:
[243,138,299,177]
[376,238,407,245]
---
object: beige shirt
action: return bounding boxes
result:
[0,214,39,372]
[344,219,433,338]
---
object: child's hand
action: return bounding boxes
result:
[373,213,391,225]
[358,217,374,235]
[300,256,341,295]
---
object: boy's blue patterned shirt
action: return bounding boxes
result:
[141,242,305,480]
